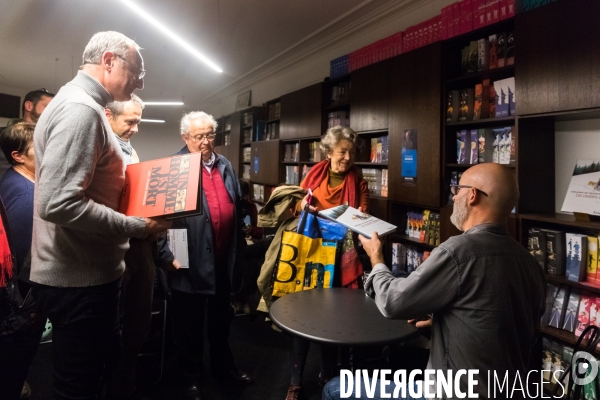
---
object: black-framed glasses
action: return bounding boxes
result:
[450,185,489,197]
[188,133,216,142]
[115,55,146,79]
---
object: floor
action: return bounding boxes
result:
[26,313,327,400]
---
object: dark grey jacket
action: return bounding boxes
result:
[158,147,243,295]
[366,223,546,399]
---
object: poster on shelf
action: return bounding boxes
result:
[401,129,417,185]
[561,160,600,216]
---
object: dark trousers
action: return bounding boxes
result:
[34,277,122,400]
[171,288,235,383]
[107,240,155,399]
[0,316,45,400]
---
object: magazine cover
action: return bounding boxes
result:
[119,152,202,219]
[561,160,600,215]
[318,204,397,239]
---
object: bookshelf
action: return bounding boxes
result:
[512,0,600,353]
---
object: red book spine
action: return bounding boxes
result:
[507,0,515,17]
[452,2,461,36]
[491,0,500,23]
[441,5,450,40]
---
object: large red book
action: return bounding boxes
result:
[119,153,203,219]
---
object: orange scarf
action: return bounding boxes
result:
[300,160,359,208]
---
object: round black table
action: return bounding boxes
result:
[269,288,418,346]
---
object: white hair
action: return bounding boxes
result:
[180,111,218,135]
[82,31,141,65]
[106,94,145,117]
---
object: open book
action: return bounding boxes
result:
[318,204,396,239]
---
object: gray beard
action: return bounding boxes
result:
[450,195,469,231]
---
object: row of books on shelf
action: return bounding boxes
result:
[441,0,515,40]
[253,184,265,203]
[391,243,432,277]
[528,228,600,285]
[242,128,252,144]
[242,165,250,180]
[252,184,274,204]
[329,82,350,105]
[307,141,323,163]
[283,143,299,163]
[541,337,573,390]
[265,122,279,141]
[223,132,231,146]
[285,165,298,185]
[455,127,515,165]
[242,147,251,162]
[242,112,253,126]
[327,111,350,129]
[446,77,516,122]
[461,31,514,75]
[223,118,231,131]
[370,136,389,163]
[406,210,441,246]
[328,0,515,76]
[362,168,388,197]
[267,101,281,121]
[301,165,312,182]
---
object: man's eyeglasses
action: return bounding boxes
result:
[188,133,216,142]
[115,55,146,79]
[450,185,489,197]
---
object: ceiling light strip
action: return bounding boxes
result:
[141,119,165,123]
[120,0,223,73]
[143,102,184,106]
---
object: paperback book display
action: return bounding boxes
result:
[392,242,432,276]
[283,143,299,162]
[405,209,440,247]
[541,337,573,388]
[318,204,396,239]
[119,153,202,219]
[527,227,600,286]
[327,111,350,129]
[361,168,388,197]
[285,165,299,185]
[454,126,515,165]
[446,77,515,122]
[369,136,389,163]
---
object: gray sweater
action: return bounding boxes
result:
[31,71,147,287]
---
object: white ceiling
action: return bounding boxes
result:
[0,0,414,119]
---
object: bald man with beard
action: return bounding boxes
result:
[323,164,547,400]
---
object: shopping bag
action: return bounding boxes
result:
[271,231,337,297]
[297,206,346,242]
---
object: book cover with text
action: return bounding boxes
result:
[119,153,202,219]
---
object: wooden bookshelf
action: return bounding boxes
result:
[545,274,600,296]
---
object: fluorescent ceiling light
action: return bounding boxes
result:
[144,102,184,106]
[141,119,165,123]
[120,0,223,73]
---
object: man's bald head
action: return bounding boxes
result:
[460,163,519,220]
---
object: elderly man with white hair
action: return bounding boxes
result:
[157,111,252,400]
[31,31,171,400]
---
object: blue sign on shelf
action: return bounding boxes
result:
[254,156,259,174]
